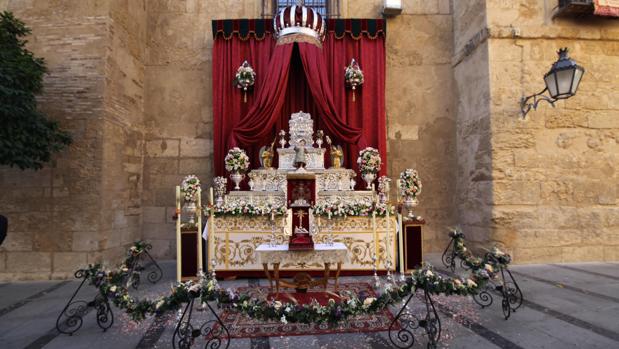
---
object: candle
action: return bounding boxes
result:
[209,187,214,205]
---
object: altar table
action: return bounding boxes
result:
[256,243,349,294]
[207,216,397,277]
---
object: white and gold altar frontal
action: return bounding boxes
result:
[206,112,398,275]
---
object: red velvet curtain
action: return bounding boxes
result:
[213,30,386,179]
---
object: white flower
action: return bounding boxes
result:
[109,285,117,293]
[273,301,282,310]
[466,279,477,288]
[155,299,165,309]
[454,279,463,287]
[280,315,288,324]
[285,306,291,313]
[189,283,201,293]
[424,270,434,277]
[363,297,376,308]
[484,264,494,273]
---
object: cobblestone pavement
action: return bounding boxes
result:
[0,255,618,349]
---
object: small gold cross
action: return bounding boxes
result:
[295,209,308,225]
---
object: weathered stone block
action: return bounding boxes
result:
[180,139,213,158]
[589,112,619,129]
[146,139,180,157]
[561,246,604,263]
[143,206,166,224]
[143,222,175,240]
[72,231,100,252]
[7,252,52,273]
[513,247,562,264]
[53,252,88,272]
[0,231,33,252]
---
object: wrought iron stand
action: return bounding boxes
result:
[55,269,114,335]
[441,235,524,320]
[172,296,231,349]
[473,263,523,320]
[126,243,164,289]
[441,234,469,272]
[389,286,441,349]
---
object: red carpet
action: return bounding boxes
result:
[216,282,395,338]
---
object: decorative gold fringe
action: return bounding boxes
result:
[276,34,323,48]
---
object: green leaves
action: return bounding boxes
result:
[0,11,71,170]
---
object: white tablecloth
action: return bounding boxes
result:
[255,243,349,265]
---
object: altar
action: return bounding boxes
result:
[206,112,398,276]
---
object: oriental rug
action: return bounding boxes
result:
[214,282,396,338]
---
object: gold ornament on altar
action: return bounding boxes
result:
[233,60,256,103]
[345,58,364,102]
[325,135,344,169]
[259,139,276,169]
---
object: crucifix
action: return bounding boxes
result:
[295,209,308,227]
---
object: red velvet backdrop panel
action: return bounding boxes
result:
[213,33,386,179]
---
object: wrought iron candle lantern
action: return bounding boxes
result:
[520,48,585,118]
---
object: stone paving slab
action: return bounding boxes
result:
[0,260,618,348]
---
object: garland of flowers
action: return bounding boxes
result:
[74,234,513,325]
[224,147,250,173]
[357,147,381,174]
[311,202,394,218]
[204,202,287,217]
[180,175,201,202]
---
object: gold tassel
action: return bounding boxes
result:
[352,89,356,102]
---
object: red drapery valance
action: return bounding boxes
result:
[212,19,386,183]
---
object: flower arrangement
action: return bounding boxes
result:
[345,58,364,101]
[234,60,256,103]
[312,201,395,218]
[224,147,250,173]
[399,168,422,199]
[180,175,201,202]
[357,147,381,174]
[204,202,287,217]
[72,233,510,324]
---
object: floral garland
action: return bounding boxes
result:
[75,235,513,325]
[204,202,287,217]
[311,202,394,218]
[450,229,512,268]
[399,168,422,198]
[357,147,381,174]
[224,147,250,173]
[180,175,201,202]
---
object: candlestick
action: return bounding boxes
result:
[175,186,182,282]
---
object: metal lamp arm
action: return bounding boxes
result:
[520,87,556,118]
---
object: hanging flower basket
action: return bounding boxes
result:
[233,60,256,103]
[345,58,364,102]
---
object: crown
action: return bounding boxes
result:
[273,3,326,47]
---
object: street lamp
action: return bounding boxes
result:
[520,48,585,118]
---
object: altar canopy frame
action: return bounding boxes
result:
[212,19,387,182]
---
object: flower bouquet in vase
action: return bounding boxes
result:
[345,58,364,101]
[357,147,381,190]
[399,169,422,219]
[225,147,250,190]
[180,175,201,226]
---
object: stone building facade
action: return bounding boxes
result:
[0,0,617,280]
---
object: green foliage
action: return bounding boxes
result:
[0,11,71,170]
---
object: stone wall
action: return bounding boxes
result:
[0,0,146,280]
[452,0,494,249]
[484,0,619,262]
